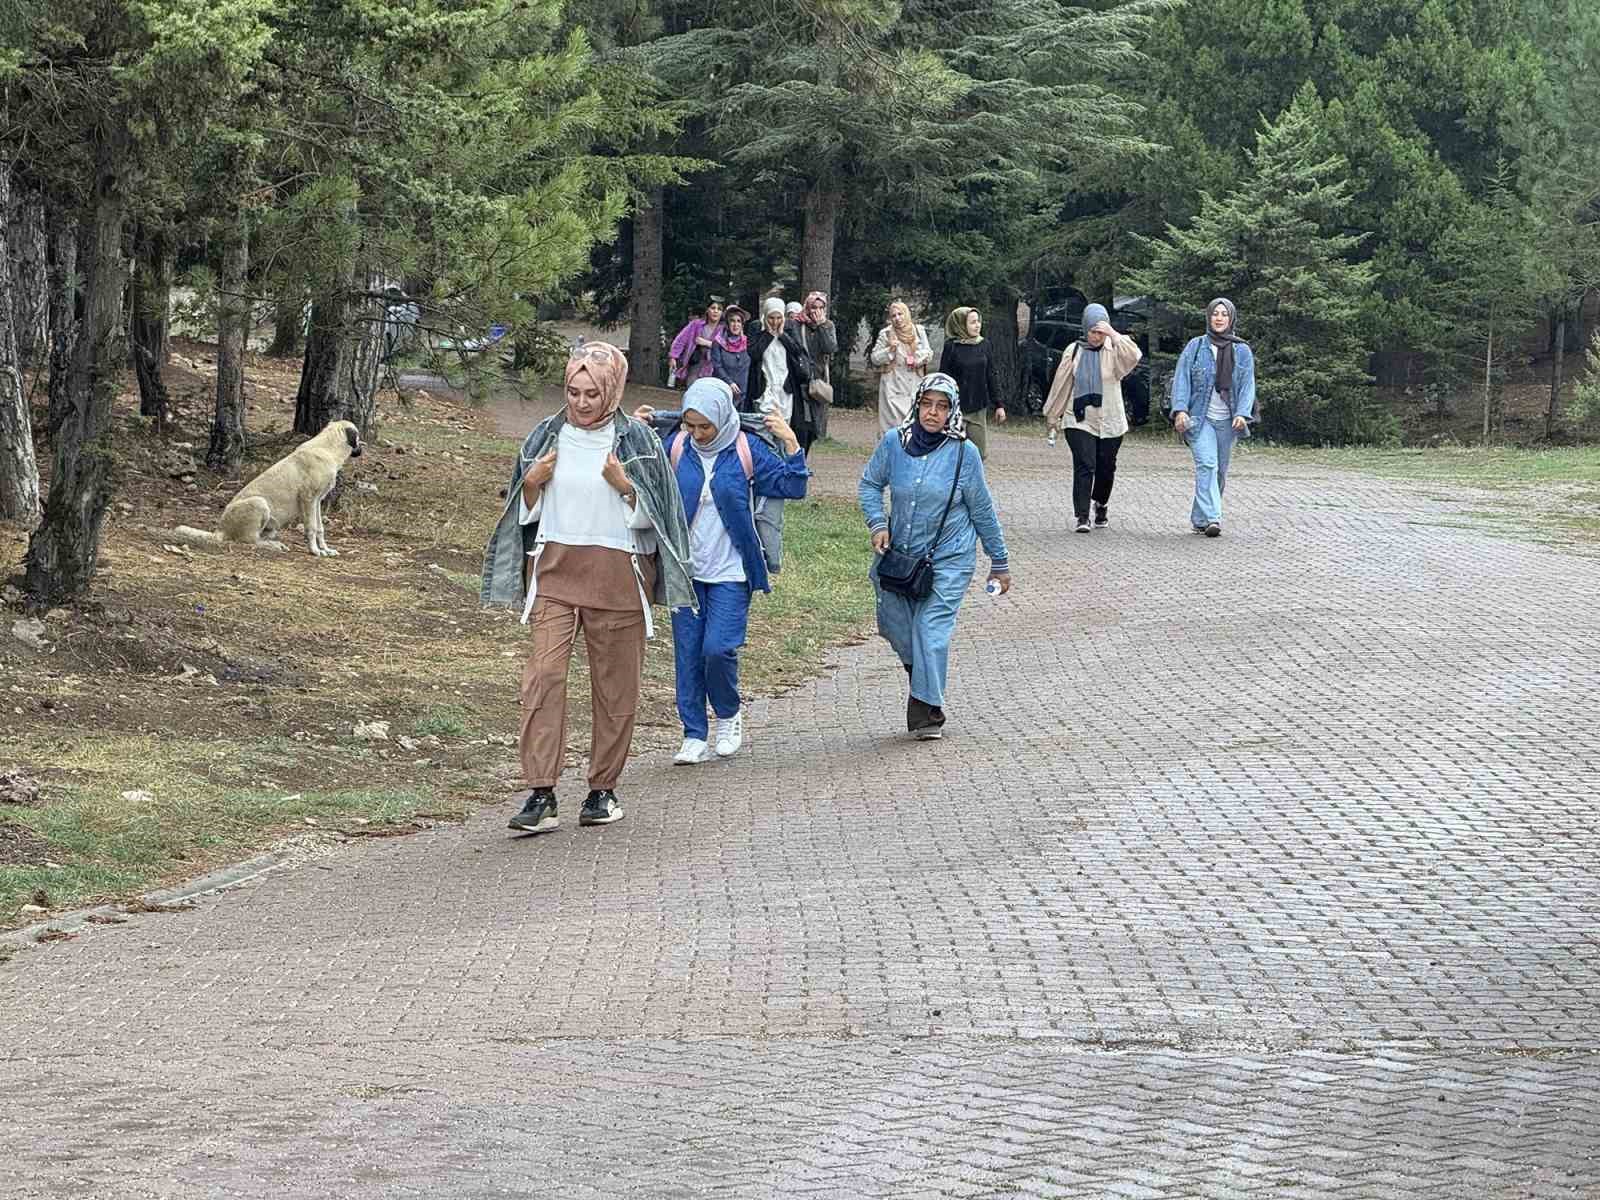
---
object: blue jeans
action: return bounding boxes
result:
[672,580,752,739]
[1188,416,1237,528]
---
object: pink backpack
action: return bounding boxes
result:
[668,430,784,574]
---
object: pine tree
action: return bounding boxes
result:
[1128,85,1383,444]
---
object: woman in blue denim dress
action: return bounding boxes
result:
[1168,297,1257,537]
[858,373,1011,739]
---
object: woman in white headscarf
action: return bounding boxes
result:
[635,378,810,764]
[746,297,817,452]
[870,299,933,434]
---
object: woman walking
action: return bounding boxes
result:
[480,342,695,834]
[859,372,1010,740]
[870,299,933,434]
[1169,297,1255,537]
[668,298,725,389]
[938,305,1005,458]
[710,304,751,403]
[747,297,816,452]
[635,379,810,765]
[790,290,838,442]
[1042,303,1142,533]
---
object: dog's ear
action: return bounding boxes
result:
[344,424,360,452]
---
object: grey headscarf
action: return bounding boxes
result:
[1072,303,1110,405]
[1207,297,1242,398]
[681,377,741,456]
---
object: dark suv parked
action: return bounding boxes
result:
[1017,288,1151,424]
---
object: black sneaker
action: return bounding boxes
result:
[1093,504,1109,528]
[508,788,558,834]
[1074,518,1091,534]
[1204,522,1222,538]
[915,706,947,741]
[580,789,624,826]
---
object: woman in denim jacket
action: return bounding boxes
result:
[1168,298,1256,537]
[859,373,1011,740]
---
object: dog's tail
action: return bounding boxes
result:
[170,525,225,550]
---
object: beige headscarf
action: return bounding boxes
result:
[564,341,628,427]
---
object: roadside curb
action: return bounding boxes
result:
[0,850,288,957]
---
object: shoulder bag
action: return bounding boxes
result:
[875,440,966,601]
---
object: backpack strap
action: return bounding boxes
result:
[734,431,754,479]
[669,430,686,469]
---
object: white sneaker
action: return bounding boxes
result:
[714,712,744,758]
[674,737,711,765]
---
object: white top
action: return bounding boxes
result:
[761,337,791,421]
[1205,342,1231,420]
[518,424,651,547]
[689,452,746,584]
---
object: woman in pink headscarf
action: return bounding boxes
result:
[667,298,724,388]
[482,341,695,837]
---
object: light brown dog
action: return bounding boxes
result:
[174,421,363,556]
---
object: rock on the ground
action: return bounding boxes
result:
[11,618,48,650]
[353,720,391,741]
[0,770,43,807]
[119,790,155,804]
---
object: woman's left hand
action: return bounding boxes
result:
[994,407,1007,424]
[1232,415,1247,432]
[988,571,1012,595]
[763,410,800,454]
[602,453,634,500]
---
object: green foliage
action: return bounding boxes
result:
[1129,86,1389,444]
[1569,332,1600,427]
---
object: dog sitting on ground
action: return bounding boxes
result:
[174,420,363,556]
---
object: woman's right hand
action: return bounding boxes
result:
[872,529,890,554]
[633,404,655,424]
[523,449,557,500]
[1173,412,1190,435]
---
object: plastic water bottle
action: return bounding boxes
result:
[986,578,1002,597]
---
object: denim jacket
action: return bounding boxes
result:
[1168,336,1257,435]
[669,432,809,594]
[858,432,1009,573]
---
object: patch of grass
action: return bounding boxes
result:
[0,742,464,923]
[737,496,877,691]
[414,703,472,737]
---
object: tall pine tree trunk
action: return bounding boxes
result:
[986,285,1022,411]
[24,124,130,602]
[0,164,42,528]
[1548,312,1566,440]
[9,182,48,373]
[293,271,383,441]
[208,205,249,472]
[45,201,80,440]
[129,224,170,425]
[800,183,841,299]
[628,188,664,386]
[267,290,305,357]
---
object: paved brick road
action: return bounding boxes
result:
[5,417,1598,1198]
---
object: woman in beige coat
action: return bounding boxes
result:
[870,299,933,433]
[1042,303,1142,533]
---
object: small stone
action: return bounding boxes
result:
[0,584,22,604]
[353,720,391,741]
[43,608,69,622]
[11,618,48,650]
[120,789,156,804]
[397,735,420,752]
[19,904,47,915]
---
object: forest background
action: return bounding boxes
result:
[1,0,1599,603]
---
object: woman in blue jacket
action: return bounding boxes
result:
[859,373,1011,740]
[635,378,809,764]
[1168,297,1256,537]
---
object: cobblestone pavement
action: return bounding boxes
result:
[5,417,1599,1198]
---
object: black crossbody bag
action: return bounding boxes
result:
[876,440,965,601]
